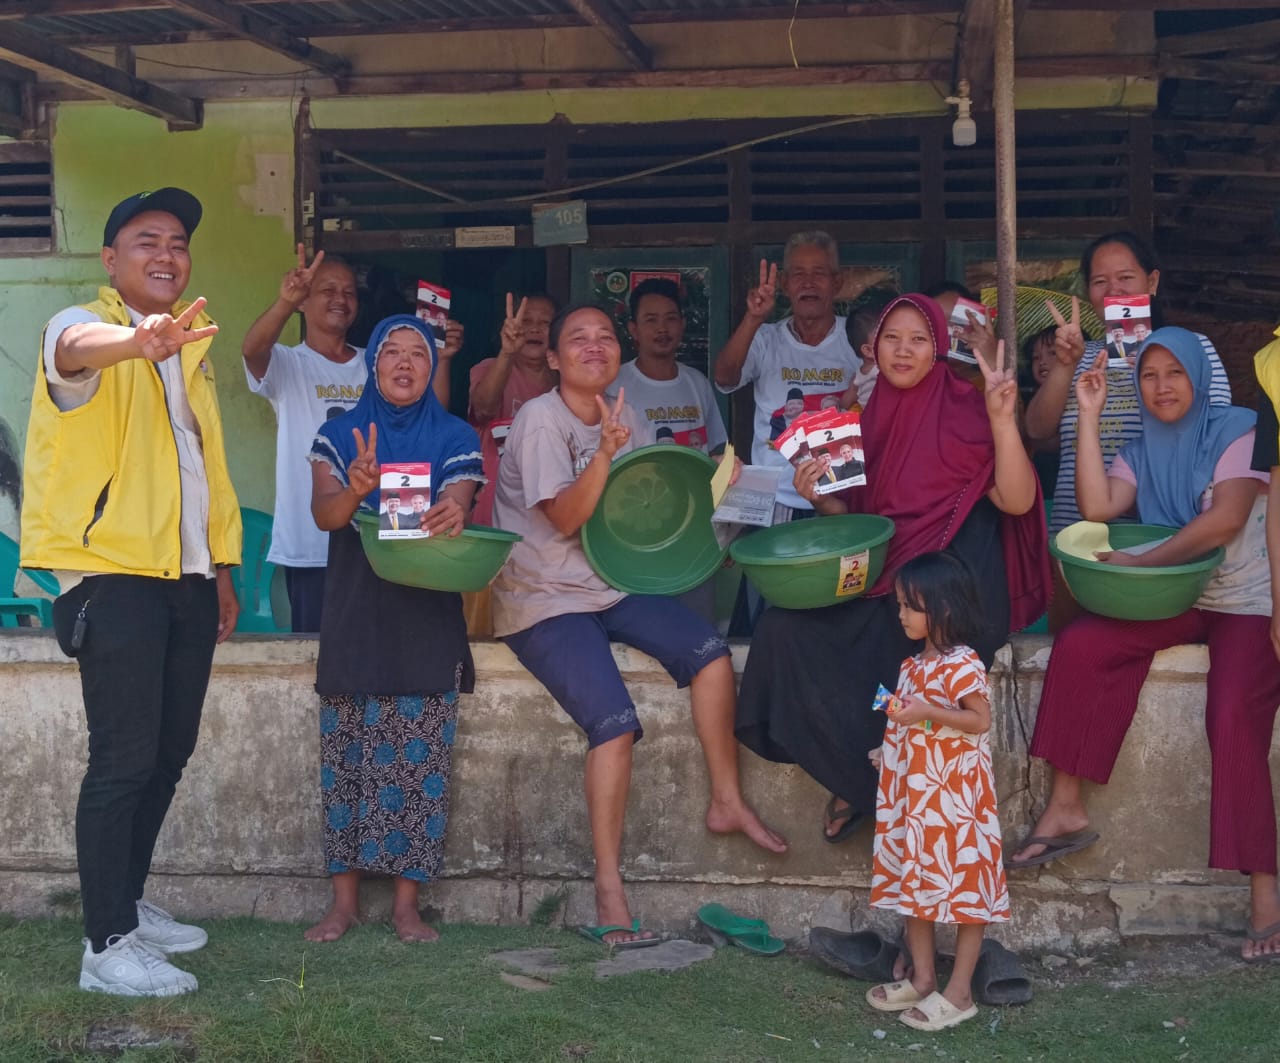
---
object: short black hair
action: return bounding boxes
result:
[548,303,616,350]
[785,387,804,401]
[923,280,976,301]
[629,278,682,320]
[895,551,984,652]
[846,287,899,351]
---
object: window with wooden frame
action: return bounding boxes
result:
[0,141,53,255]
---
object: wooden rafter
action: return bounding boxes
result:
[1161,18,1280,57]
[0,21,200,128]
[1160,56,1280,86]
[165,0,349,77]
[563,0,652,71]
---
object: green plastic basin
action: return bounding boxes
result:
[729,513,895,610]
[356,513,521,592]
[582,444,727,596]
[1050,522,1224,621]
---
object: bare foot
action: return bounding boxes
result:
[1010,802,1090,865]
[823,798,859,839]
[303,906,359,943]
[706,798,788,854]
[592,880,656,947]
[392,909,440,943]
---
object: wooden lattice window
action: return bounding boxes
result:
[0,141,53,254]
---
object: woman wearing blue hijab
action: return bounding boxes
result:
[1012,328,1280,961]
[306,315,484,944]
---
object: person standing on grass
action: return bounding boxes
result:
[242,244,366,633]
[865,552,1008,1032]
[491,305,786,949]
[307,315,484,944]
[21,188,241,997]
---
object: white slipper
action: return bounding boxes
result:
[866,980,925,1012]
[899,991,978,1031]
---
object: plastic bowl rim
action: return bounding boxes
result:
[729,513,896,568]
[1049,523,1222,576]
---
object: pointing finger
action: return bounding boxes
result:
[613,387,626,419]
[767,263,778,290]
[305,249,326,277]
[174,297,208,328]
[366,423,377,460]
[505,292,514,320]
[351,426,366,459]
[1046,298,1067,329]
[1070,295,1080,328]
[296,242,306,270]
[514,296,528,323]
[594,394,612,422]
[995,338,1005,375]
[758,258,768,287]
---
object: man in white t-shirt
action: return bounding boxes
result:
[242,245,366,632]
[714,231,858,517]
[617,277,727,456]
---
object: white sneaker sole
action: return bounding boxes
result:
[135,931,208,955]
[79,971,197,997]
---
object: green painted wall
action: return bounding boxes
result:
[0,99,298,546]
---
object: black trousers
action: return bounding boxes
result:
[283,565,326,634]
[53,573,218,945]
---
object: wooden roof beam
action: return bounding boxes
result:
[1161,18,1280,57]
[0,21,200,128]
[165,0,349,78]
[1161,56,1280,86]
[564,0,652,71]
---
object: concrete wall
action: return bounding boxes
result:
[0,630,1267,950]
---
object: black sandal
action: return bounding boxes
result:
[822,796,865,844]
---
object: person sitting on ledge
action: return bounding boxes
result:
[1011,328,1280,964]
[491,304,786,949]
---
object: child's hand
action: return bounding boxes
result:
[890,695,933,727]
[867,746,883,772]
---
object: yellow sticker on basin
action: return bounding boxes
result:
[835,550,871,597]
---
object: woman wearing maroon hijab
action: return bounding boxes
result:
[736,293,1049,844]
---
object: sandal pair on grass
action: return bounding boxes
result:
[866,980,978,1031]
[576,905,785,955]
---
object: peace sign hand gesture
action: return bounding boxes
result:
[134,297,219,362]
[1074,349,1109,419]
[499,293,528,358]
[594,388,632,459]
[347,423,379,498]
[1046,295,1086,367]
[975,338,1018,425]
[745,258,778,323]
[280,243,326,307]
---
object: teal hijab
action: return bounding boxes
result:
[1120,327,1254,528]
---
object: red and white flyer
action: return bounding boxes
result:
[803,411,866,494]
[416,280,451,347]
[378,462,431,540]
[946,296,991,366]
[1103,295,1152,368]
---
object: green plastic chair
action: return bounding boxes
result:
[0,531,59,629]
[233,508,283,633]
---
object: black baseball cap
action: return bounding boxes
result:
[102,187,202,247]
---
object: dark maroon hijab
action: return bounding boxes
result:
[842,293,1049,629]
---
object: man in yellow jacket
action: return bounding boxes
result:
[21,187,242,997]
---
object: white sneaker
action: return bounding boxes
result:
[135,900,208,954]
[79,931,198,997]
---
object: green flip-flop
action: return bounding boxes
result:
[697,903,785,956]
[575,920,662,951]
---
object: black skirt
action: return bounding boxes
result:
[734,500,1010,815]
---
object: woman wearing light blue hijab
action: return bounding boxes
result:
[306,315,484,945]
[1012,327,1280,962]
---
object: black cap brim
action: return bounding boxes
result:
[103,187,203,247]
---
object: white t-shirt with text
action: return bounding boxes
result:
[616,360,727,454]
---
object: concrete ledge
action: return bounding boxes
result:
[2,629,1274,949]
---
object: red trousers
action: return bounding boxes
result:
[1030,608,1280,875]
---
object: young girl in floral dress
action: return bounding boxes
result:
[865,551,1009,1032]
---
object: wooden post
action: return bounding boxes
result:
[994,0,1017,364]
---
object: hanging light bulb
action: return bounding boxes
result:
[946,78,978,147]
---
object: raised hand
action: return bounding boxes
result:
[962,308,998,369]
[1047,295,1086,367]
[420,496,466,538]
[1074,349,1109,418]
[594,389,632,458]
[347,423,379,498]
[442,318,464,360]
[499,293,528,357]
[280,242,326,307]
[745,258,778,322]
[134,297,218,362]
[975,337,1018,425]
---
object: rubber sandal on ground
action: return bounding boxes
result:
[696,904,784,955]
[1004,828,1100,870]
[822,796,865,844]
[973,939,1033,1005]
[866,980,925,1013]
[576,920,662,950]
[809,927,899,981]
[1243,919,1280,963]
[899,991,978,1031]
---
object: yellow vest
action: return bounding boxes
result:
[1255,325,1280,410]
[20,287,242,577]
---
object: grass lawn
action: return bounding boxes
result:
[2,914,1278,1062]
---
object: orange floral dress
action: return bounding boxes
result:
[869,646,1010,924]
